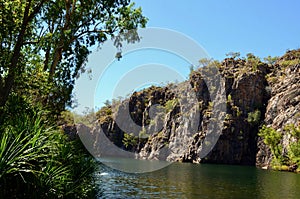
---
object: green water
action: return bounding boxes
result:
[96,161,300,199]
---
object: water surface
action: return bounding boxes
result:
[96,161,300,199]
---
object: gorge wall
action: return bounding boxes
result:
[83,49,300,169]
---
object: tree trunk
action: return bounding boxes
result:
[0,0,47,108]
[48,0,73,81]
[0,1,32,108]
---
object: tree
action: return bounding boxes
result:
[199,58,212,67]
[246,53,261,71]
[259,125,283,163]
[264,55,278,65]
[225,52,240,59]
[0,0,147,116]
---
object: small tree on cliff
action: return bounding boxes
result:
[226,52,240,60]
[264,55,279,65]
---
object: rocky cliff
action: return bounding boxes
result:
[256,50,300,170]
[91,49,300,170]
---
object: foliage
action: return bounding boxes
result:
[77,108,98,126]
[224,114,232,121]
[164,99,178,113]
[284,124,300,139]
[284,124,300,167]
[226,52,240,59]
[0,0,164,196]
[258,124,300,170]
[96,106,112,118]
[0,111,97,198]
[236,108,242,117]
[59,110,76,126]
[280,59,300,68]
[139,128,149,139]
[281,49,300,60]
[189,65,195,73]
[208,101,214,109]
[59,109,98,127]
[246,53,261,71]
[231,105,242,117]
[199,58,213,67]
[264,55,278,65]
[277,49,300,68]
[227,94,233,104]
[258,125,283,164]
[265,73,278,84]
[0,0,147,116]
[288,141,300,167]
[247,109,261,125]
[96,106,113,124]
[198,59,221,77]
[122,132,138,150]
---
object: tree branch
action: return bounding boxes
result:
[72,28,113,42]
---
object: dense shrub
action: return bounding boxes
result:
[247,110,261,125]
[259,124,300,171]
[0,110,97,198]
[258,125,283,164]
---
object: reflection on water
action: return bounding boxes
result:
[96,160,300,199]
[98,157,171,173]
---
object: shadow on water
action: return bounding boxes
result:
[96,160,300,199]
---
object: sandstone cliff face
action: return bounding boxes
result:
[92,49,300,168]
[96,57,268,165]
[198,60,269,165]
[256,50,300,168]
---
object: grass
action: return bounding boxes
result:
[280,58,300,68]
[272,165,289,171]
[164,99,178,113]
[0,111,97,198]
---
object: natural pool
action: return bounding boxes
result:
[95,160,300,199]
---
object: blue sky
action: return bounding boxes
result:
[73,0,300,113]
[135,0,300,60]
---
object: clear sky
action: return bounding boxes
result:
[135,0,300,60]
[73,0,300,113]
